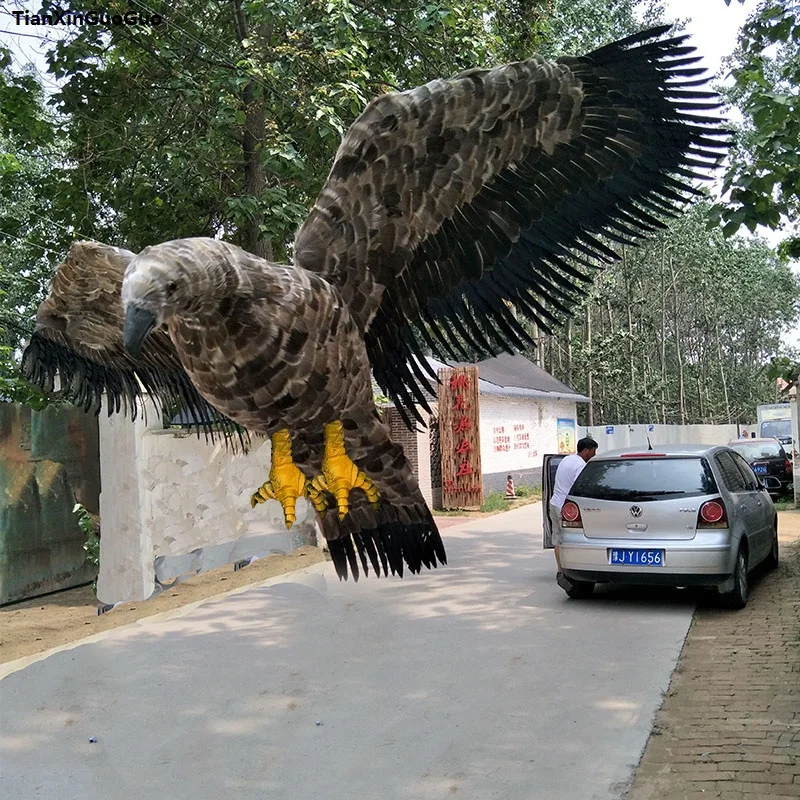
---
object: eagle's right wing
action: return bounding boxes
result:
[293,26,728,425]
[21,240,247,447]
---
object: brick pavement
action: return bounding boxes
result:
[626,511,800,800]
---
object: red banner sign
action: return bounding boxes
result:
[438,366,483,509]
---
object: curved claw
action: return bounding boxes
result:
[307,475,331,514]
[250,482,276,508]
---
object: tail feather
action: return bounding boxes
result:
[313,408,447,581]
[323,506,446,581]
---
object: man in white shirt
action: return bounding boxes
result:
[549,437,598,566]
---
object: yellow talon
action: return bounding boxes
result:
[249,481,275,508]
[250,423,382,525]
[249,429,310,529]
[307,475,331,514]
[318,420,380,520]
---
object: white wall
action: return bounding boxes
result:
[415,423,433,506]
[579,423,742,453]
[479,396,577,474]
[96,398,316,605]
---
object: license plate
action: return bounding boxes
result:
[609,548,664,566]
[753,464,767,475]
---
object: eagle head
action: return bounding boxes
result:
[121,239,224,357]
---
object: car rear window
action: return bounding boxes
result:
[570,456,718,501]
[729,441,783,459]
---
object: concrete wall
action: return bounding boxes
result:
[0,403,100,604]
[479,396,577,492]
[97,399,317,605]
[579,423,742,453]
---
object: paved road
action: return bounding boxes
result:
[1,505,696,799]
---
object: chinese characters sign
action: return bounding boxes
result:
[493,423,536,458]
[438,366,483,509]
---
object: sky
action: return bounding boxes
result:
[1,0,798,350]
[662,0,756,77]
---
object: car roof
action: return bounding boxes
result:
[727,438,782,445]
[592,444,725,461]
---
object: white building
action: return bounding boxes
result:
[381,353,590,504]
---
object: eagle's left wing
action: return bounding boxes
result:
[21,240,247,448]
[293,26,728,424]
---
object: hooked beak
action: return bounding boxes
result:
[123,305,157,357]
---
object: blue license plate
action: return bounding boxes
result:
[609,548,664,566]
[753,464,767,475]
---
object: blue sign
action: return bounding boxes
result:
[605,426,615,434]
[647,425,654,432]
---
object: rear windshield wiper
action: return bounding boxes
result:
[572,489,689,500]
[632,490,685,496]
[572,488,641,500]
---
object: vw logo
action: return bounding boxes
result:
[629,505,643,518]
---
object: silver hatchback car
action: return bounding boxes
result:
[542,445,779,607]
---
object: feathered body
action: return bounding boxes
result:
[125,240,374,433]
[22,27,728,581]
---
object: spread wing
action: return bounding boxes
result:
[20,240,248,448]
[293,26,728,424]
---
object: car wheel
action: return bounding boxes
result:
[557,572,595,599]
[719,546,748,609]
[764,524,779,571]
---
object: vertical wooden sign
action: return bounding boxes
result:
[438,366,483,509]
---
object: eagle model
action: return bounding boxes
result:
[22,26,727,581]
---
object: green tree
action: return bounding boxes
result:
[2,0,666,406]
[537,202,800,425]
[715,1,800,246]
[0,45,65,405]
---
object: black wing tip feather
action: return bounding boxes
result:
[326,509,446,581]
[20,331,251,452]
[586,24,676,56]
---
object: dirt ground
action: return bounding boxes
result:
[0,546,324,664]
[627,509,800,799]
[0,512,483,665]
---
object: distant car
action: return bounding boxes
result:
[727,438,793,496]
[542,445,779,608]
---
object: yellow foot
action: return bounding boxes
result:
[250,429,309,529]
[311,420,380,520]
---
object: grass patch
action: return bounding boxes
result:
[432,486,542,516]
[513,484,542,500]
[480,491,510,513]
[774,499,798,512]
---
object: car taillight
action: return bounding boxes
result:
[561,500,583,528]
[785,459,792,475]
[698,499,728,528]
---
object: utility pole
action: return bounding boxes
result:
[586,305,594,426]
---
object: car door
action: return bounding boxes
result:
[730,451,771,562]
[541,454,567,549]
[714,451,753,556]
